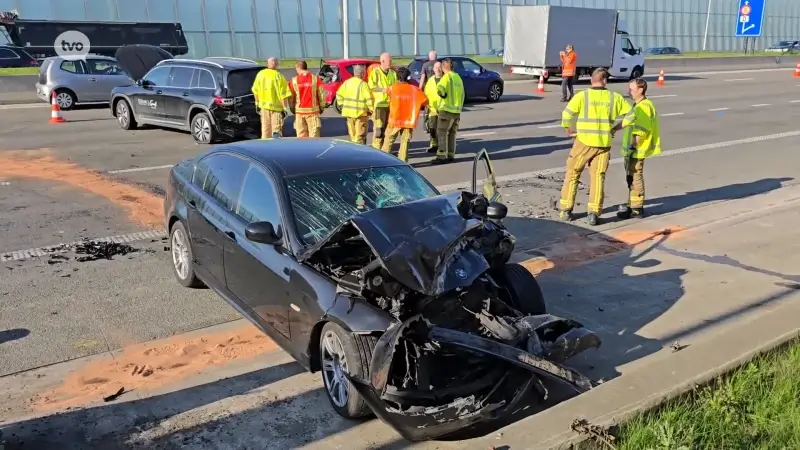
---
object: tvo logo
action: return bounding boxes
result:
[54,30,90,60]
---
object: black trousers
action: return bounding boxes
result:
[561,76,574,101]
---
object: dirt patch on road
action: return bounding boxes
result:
[31,324,279,412]
[0,150,163,228]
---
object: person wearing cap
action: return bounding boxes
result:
[381,67,428,162]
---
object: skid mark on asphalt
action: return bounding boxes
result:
[32,323,278,412]
[519,226,686,275]
[0,150,164,228]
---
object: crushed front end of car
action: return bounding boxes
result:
[300,191,601,441]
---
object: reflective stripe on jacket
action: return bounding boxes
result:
[436,71,465,114]
[622,98,661,159]
[387,83,428,129]
[251,68,291,112]
[367,67,398,107]
[291,72,325,115]
[561,88,635,148]
[561,51,577,77]
[336,77,372,118]
[424,76,443,115]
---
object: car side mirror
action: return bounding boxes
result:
[638,47,643,54]
[245,221,282,245]
[135,79,143,86]
[487,202,508,220]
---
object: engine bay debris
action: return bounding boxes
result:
[306,191,602,441]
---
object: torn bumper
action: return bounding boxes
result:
[350,314,601,441]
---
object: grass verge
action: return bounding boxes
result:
[610,340,800,450]
[0,51,787,76]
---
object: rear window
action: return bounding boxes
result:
[408,60,423,75]
[226,68,261,97]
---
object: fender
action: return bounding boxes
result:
[187,105,216,125]
[323,293,396,334]
[111,93,135,118]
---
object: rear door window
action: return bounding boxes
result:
[60,60,85,74]
[226,68,261,97]
[195,69,216,89]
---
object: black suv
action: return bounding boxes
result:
[0,45,39,68]
[110,45,263,144]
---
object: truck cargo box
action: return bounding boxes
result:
[503,5,617,69]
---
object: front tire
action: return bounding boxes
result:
[500,263,546,315]
[320,322,377,419]
[629,66,644,80]
[191,112,216,144]
[487,81,503,102]
[115,99,137,130]
[170,221,205,288]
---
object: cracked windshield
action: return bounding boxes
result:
[287,166,438,245]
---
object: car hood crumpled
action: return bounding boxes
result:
[298,192,506,297]
[114,44,174,82]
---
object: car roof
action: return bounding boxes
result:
[412,56,470,62]
[213,138,408,177]
[160,57,262,70]
[42,54,116,61]
[325,58,378,65]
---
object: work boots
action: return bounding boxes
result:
[587,213,602,226]
[617,205,645,220]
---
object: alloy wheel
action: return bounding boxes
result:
[321,331,349,408]
[116,101,129,128]
[489,84,501,101]
[193,116,211,143]
[171,227,190,280]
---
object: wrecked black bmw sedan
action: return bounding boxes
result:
[164,138,600,441]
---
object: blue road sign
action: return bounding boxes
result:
[735,0,765,37]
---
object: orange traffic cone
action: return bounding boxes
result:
[656,70,665,86]
[794,63,800,77]
[49,91,65,123]
[536,75,545,93]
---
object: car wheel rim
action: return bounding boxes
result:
[117,102,128,127]
[490,85,501,100]
[321,331,349,408]
[193,117,211,142]
[171,228,190,280]
[56,93,72,109]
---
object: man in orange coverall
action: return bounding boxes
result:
[559,44,577,102]
[381,67,428,162]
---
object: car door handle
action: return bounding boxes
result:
[89,77,97,81]
[156,90,162,94]
[283,267,291,275]
[182,92,189,97]
[224,231,236,242]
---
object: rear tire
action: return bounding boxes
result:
[499,263,546,315]
[54,88,76,111]
[191,112,216,144]
[170,221,205,288]
[320,322,377,419]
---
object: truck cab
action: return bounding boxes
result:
[608,20,645,80]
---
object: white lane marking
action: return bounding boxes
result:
[0,181,10,186]
[108,164,174,174]
[724,78,755,81]
[649,94,677,98]
[661,112,685,117]
[0,103,49,110]
[538,124,561,129]
[435,130,800,192]
[460,132,496,138]
[751,103,771,107]
[1,229,167,262]
[790,100,800,103]
[708,107,729,111]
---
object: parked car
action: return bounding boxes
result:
[110,44,263,144]
[644,47,682,55]
[317,58,378,113]
[765,40,799,53]
[35,55,129,110]
[163,140,600,441]
[408,56,504,102]
[0,45,39,68]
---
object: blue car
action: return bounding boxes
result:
[408,56,504,102]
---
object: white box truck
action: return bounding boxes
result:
[503,5,645,82]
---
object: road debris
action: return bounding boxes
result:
[571,418,617,449]
[671,341,690,353]
[102,387,125,402]
[73,240,139,262]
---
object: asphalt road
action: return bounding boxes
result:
[0,64,799,447]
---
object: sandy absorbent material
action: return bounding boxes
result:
[31,324,279,412]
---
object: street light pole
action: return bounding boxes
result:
[702,0,712,51]
[413,0,418,56]
[342,0,349,58]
